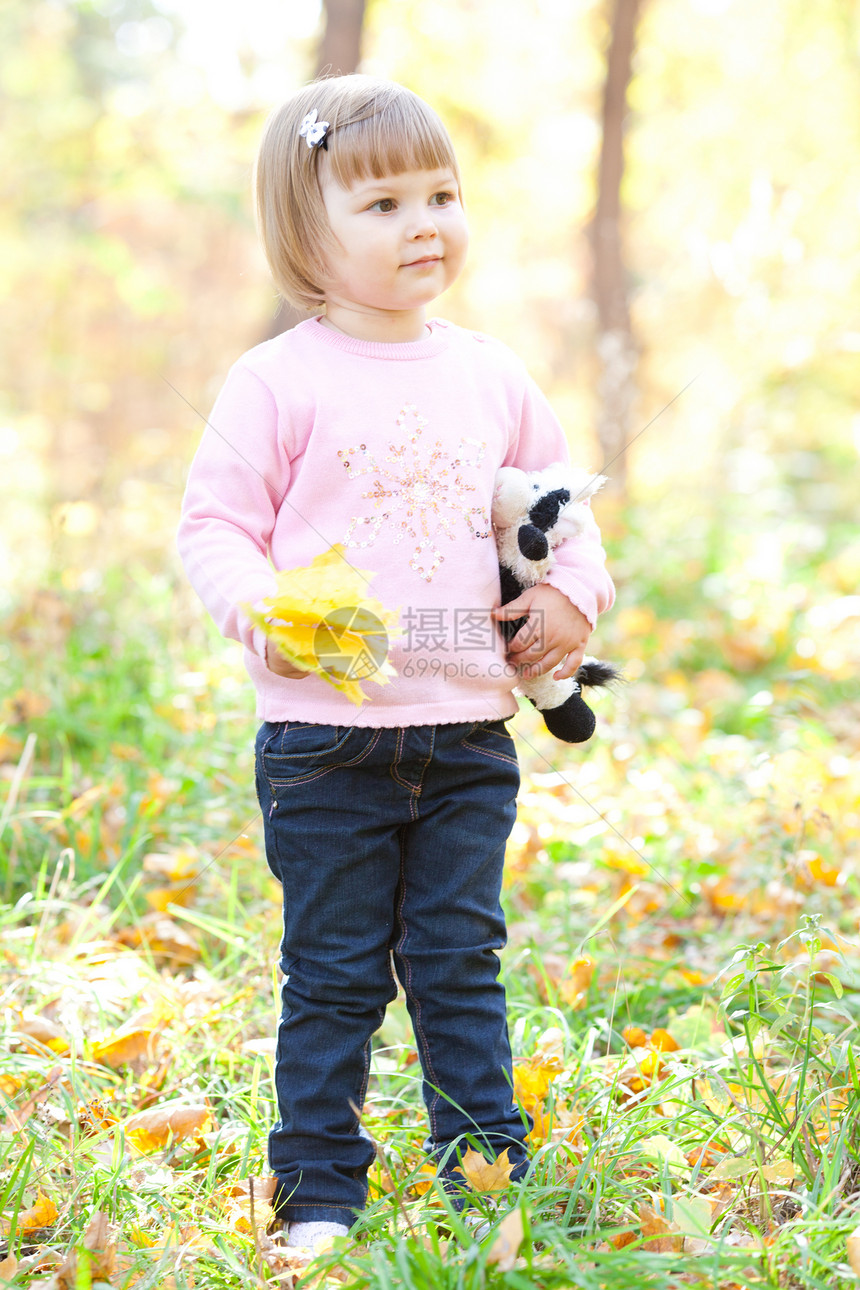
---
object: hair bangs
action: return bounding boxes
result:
[326,93,459,189]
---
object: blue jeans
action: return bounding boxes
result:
[254,718,530,1227]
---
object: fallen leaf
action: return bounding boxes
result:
[708,1155,756,1182]
[227,1176,277,1201]
[123,1102,213,1152]
[622,1025,648,1047]
[650,1028,680,1052]
[259,1228,313,1280]
[847,1225,860,1275]
[638,1203,683,1253]
[560,956,594,1009]
[146,885,197,912]
[610,1229,637,1249]
[805,852,841,887]
[50,1211,121,1288]
[2,1066,62,1134]
[671,1195,712,1238]
[143,849,201,882]
[512,1062,551,1110]
[79,1097,118,1134]
[638,1135,690,1176]
[761,1160,797,1185]
[686,1145,723,1170]
[694,1077,733,1116]
[533,1026,566,1070]
[215,1178,277,1234]
[458,1147,515,1192]
[0,1189,59,1236]
[486,1207,524,1270]
[638,1051,665,1080]
[409,1164,438,1197]
[223,1196,275,1234]
[0,1253,17,1280]
[91,1028,160,1068]
[12,1011,70,1056]
[116,914,200,965]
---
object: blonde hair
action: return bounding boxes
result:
[254,76,461,311]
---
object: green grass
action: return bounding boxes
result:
[1,529,859,1288]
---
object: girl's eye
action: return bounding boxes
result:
[370,198,395,212]
[430,191,454,206]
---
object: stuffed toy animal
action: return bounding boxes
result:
[492,463,619,743]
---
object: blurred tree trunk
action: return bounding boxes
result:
[592,0,641,495]
[263,0,366,339]
[316,0,366,77]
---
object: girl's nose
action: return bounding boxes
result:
[408,210,438,239]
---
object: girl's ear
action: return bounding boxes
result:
[492,467,531,527]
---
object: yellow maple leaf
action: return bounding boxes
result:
[512,1063,551,1110]
[458,1147,515,1193]
[243,546,401,706]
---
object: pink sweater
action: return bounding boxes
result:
[178,317,615,726]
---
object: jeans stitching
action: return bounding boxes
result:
[460,738,519,767]
[390,727,436,805]
[267,725,354,761]
[356,1029,373,1131]
[265,729,382,791]
[393,827,443,1140]
[279,1202,355,1211]
[389,727,409,793]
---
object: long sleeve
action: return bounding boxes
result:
[177,317,612,727]
[505,373,615,629]
[177,362,291,658]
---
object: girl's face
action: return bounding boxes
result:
[318,166,468,341]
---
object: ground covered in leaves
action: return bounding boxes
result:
[2,506,860,1289]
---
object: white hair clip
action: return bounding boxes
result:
[299,109,330,150]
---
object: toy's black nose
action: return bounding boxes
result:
[518,524,549,561]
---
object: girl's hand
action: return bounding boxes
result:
[265,642,311,680]
[492,584,591,681]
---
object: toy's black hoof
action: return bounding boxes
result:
[541,694,596,743]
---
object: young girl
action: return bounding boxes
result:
[178,75,614,1250]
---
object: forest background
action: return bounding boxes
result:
[2,1,860,1287]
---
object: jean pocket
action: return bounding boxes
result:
[460,719,518,767]
[260,722,380,790]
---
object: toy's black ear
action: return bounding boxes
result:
[518,524,549,561]
[529,488,570,532]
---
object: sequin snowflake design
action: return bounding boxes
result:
[338,405,491,582]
